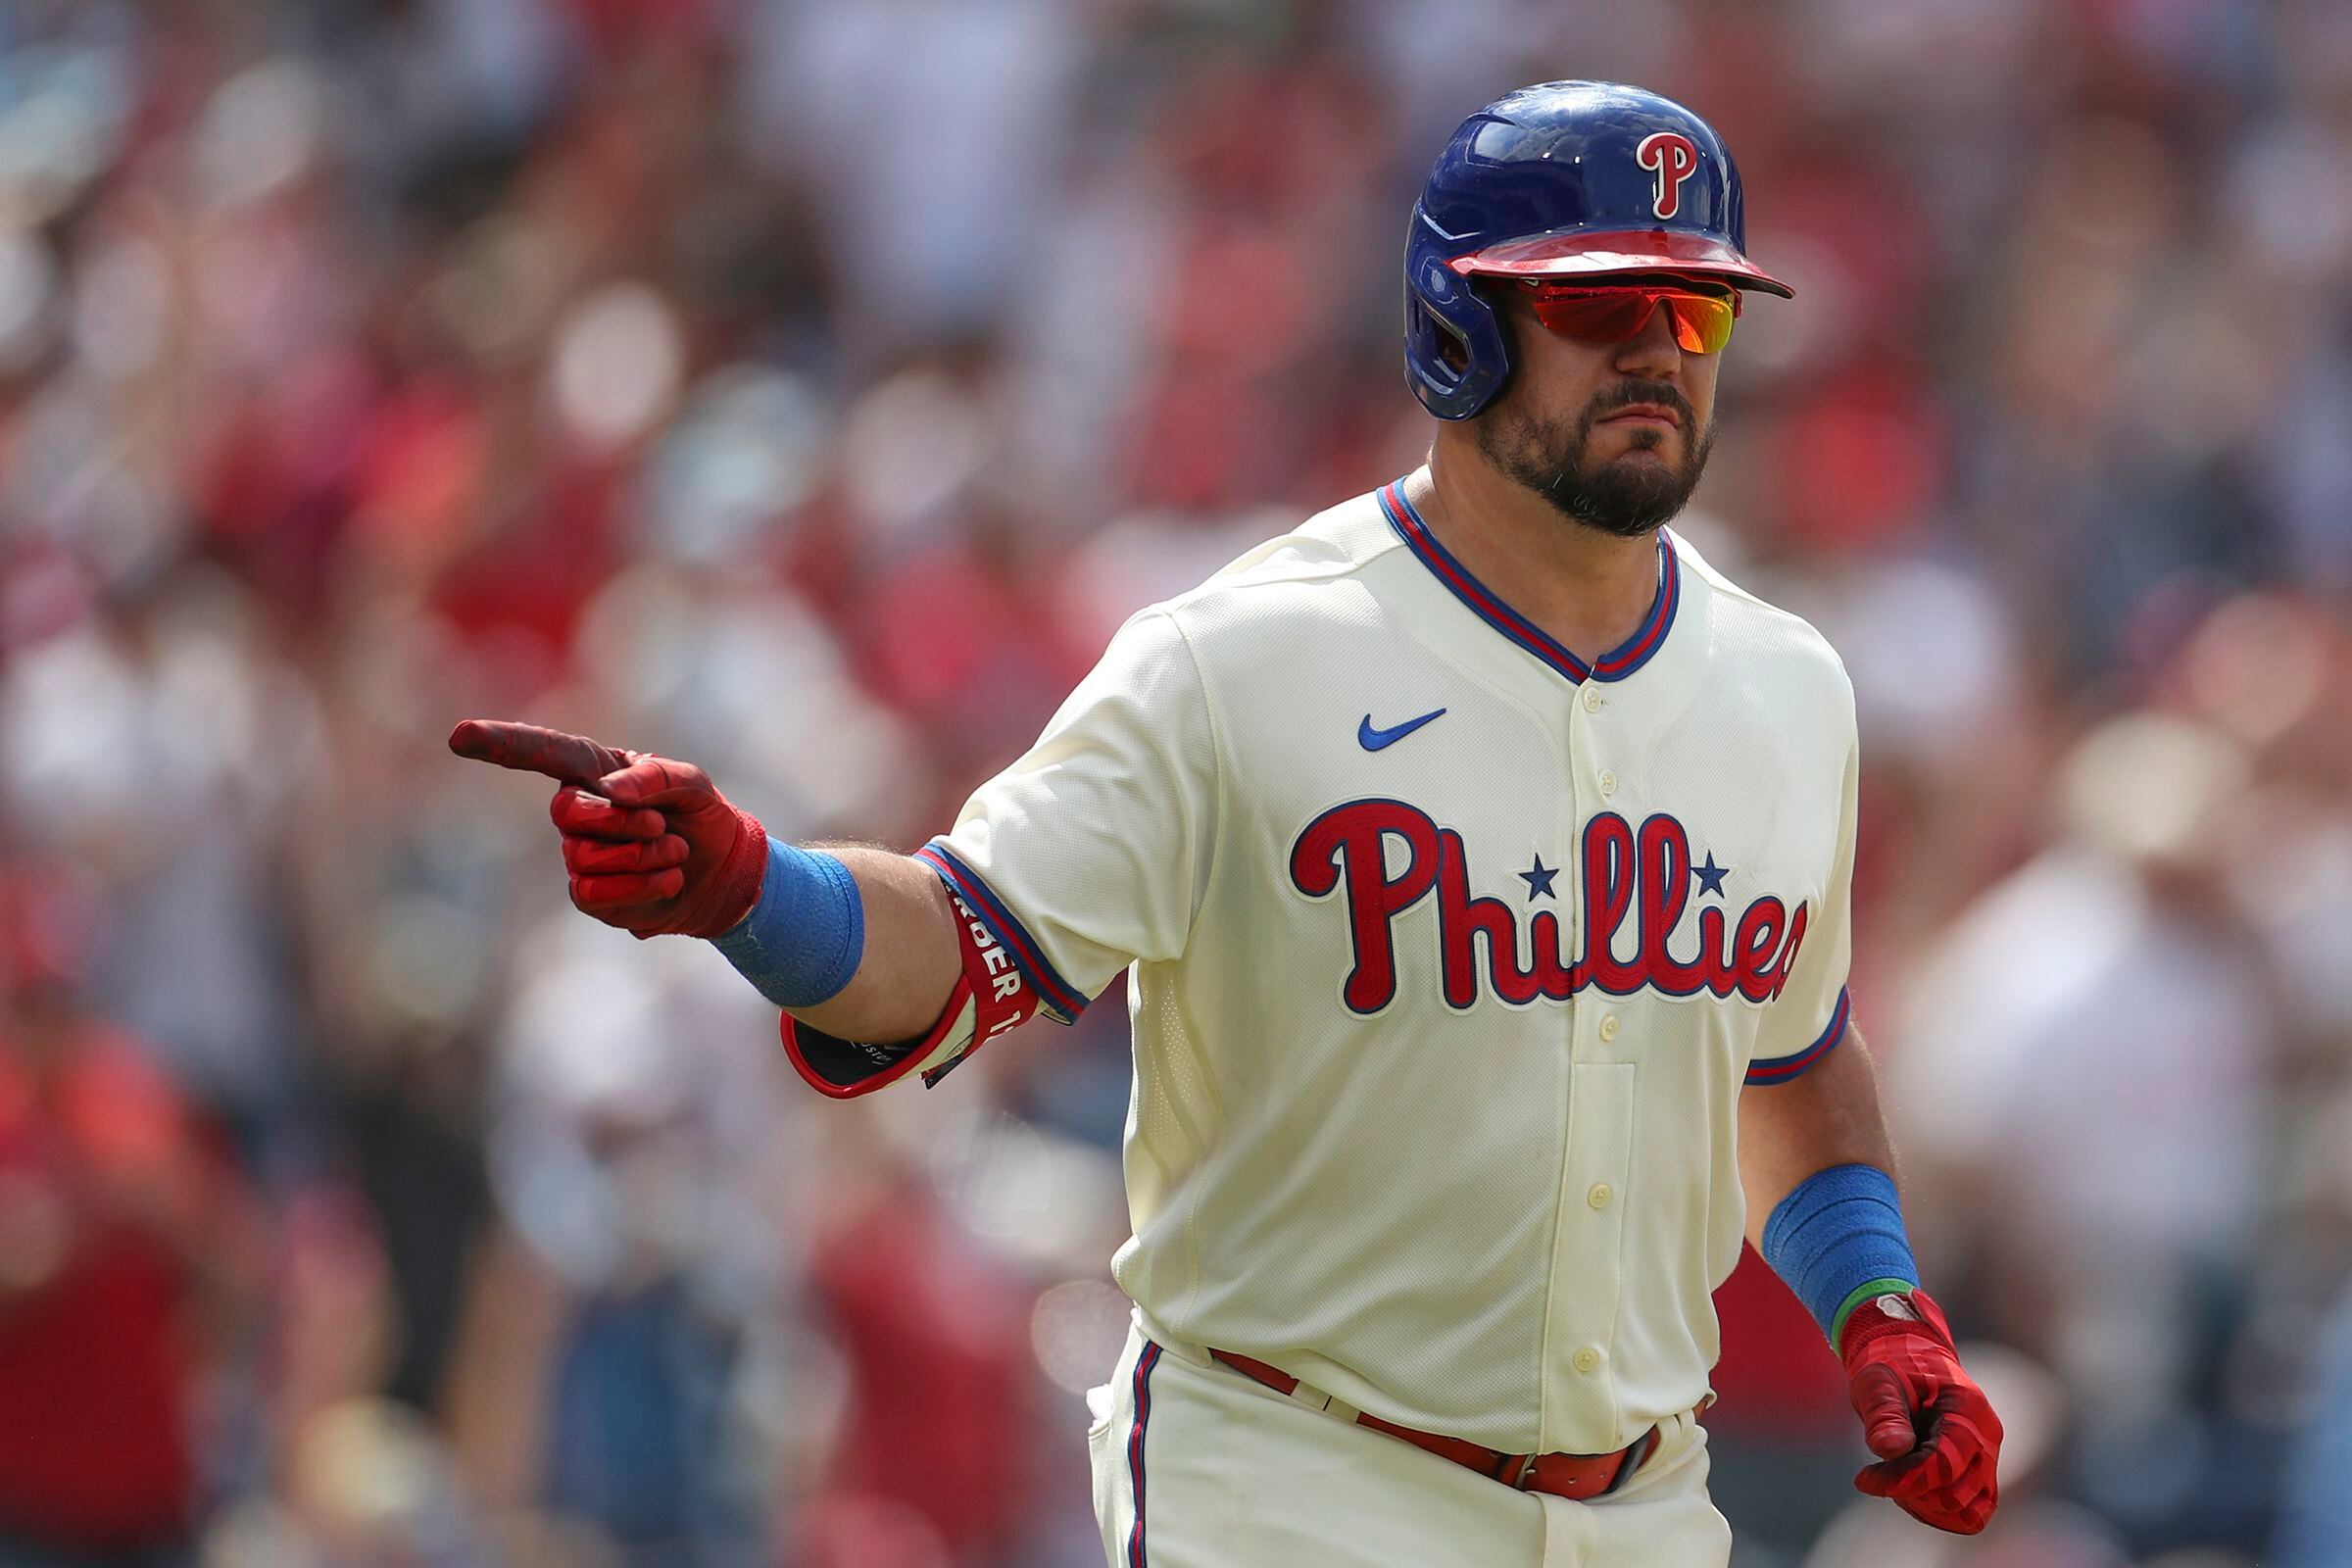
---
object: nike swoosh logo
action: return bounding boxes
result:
[1358,708,1448,751]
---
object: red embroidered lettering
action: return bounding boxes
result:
[1295,804,1815,1018]
[1579,813,1642,995]
[1438,829,1540,1006]
[1290,800,1443,1013]
[1732,898,1787,1003]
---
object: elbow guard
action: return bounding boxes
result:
[780,883,1048,1098]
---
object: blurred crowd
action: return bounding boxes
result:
[0,0,2347,1565]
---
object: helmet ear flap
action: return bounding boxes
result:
[1403,207,1510,419]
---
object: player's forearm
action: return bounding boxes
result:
[714,843,963,1044]
[1736,1023,1897,1250]
[1740,1023,1926,1348]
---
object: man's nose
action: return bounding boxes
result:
[1612,299,1685,379]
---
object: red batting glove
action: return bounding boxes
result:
[450,719,769,939]
[1840,1288,2003,1535]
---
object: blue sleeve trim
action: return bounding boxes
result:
[710,841,864,1009]
[1745,986,1850,1085]
[1760,1162,1921,1344]
[915,840,1088,1022]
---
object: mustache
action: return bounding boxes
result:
[1585,380,1696,429]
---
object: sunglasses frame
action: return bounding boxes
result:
[1511,278,1743,355]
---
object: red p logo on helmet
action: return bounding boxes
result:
[1636,132,1700,220]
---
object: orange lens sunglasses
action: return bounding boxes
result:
[1515,280,1741,355]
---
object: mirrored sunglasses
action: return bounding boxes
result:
[1515,280,1741,355]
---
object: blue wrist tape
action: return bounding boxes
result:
[1760,1162,1921,1345]
[710,840,864,1009]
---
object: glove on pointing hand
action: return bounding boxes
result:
[450,719,768,939]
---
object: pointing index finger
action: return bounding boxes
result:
[449,720,629,788]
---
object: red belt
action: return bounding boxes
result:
[1208,1348,1662,1501]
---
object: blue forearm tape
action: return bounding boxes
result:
[710,840,864,1009]
[1761,1163,1921,1344]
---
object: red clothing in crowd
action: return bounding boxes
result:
[797,1188,1038,1566]
[0,1026,215,1548]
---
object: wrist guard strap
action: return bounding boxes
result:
[1761,1162,1922,1346]
[711,840,862,1006]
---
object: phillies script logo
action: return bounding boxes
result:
[1636,131,1700,220]
[1289,800,1809,1014]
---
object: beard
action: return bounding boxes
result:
[1475,378,1715,538]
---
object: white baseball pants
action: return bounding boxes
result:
[1085,1319,1734,1567]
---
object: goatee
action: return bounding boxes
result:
[1476,379,1714,538]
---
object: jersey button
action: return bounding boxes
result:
[1573,1347,1602,1374]
[1587,1183,1613,1209]
[1598,1013,1620,1043]
[1598,769,1618,797]
[1582,687,1603,713]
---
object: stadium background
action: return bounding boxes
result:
[2,1,2349,1564]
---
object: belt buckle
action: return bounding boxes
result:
[1506,1452,1541,1491]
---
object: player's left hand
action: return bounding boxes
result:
[1840,1288,2002,1535]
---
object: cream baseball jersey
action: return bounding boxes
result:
[797,474,1858,1458]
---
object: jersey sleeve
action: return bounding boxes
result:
[1744,725,1858,1085]
[917,607,1220,1022]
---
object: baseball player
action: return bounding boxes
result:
[454,81,2000,1566]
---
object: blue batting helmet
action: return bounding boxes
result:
[1403,80,1791,420]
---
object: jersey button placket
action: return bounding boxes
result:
[1561,685,1590,1051]
[1580,676,1618,804]
[1554,681,1635,1447]
[1564,685,1595,1007]
[1538,679,1595,1449]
